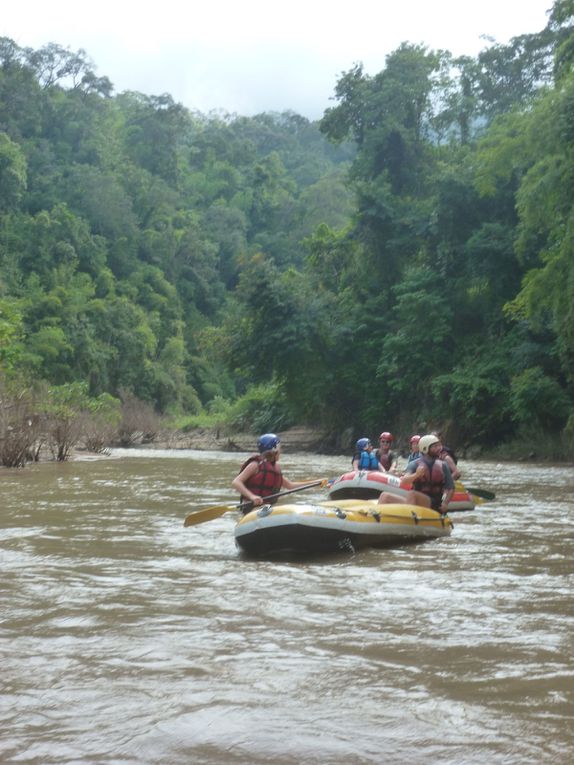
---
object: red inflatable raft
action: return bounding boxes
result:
[328,470,475,512]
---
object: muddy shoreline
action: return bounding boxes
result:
[108,426,571,465]
[133,425,332,454]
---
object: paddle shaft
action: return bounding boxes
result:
[183,480,324,527]
[238,480,323,513]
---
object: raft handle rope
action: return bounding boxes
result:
[349,508,449,525]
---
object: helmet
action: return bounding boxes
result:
[419,434,440,455]
[410,435,421,445]
[257,433,280,453]
[355,438,371,451]
[379,431,393,442]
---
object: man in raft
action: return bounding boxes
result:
[232,433,325,513]
[377,434,454,514]
[375,431,399,473]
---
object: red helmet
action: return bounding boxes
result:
[410,435,421,445]
[379,431,393,442]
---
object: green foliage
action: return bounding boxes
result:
[1,21,574,456]
[431,358,514,444]
[175,383,292,434]
[0,132,27,210]
[0,298,24,369]
[216,382,293,433]
[510,366,570,430]
[376,267,453,411]
[44,380,91,413]
[503,71,574,385]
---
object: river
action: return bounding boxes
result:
[1,449,573,764]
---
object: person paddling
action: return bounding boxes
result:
[378,434,454,514]
[232,433,324,513]
[438,443,461,480]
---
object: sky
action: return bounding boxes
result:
[2,0,554,120]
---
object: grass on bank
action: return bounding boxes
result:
[166,380,574,462]
[481,429,574,462]
[168,384,294,437]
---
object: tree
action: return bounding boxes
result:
[80,391,121,452]
[42,381,92,461]
[0,298,24,371]
[504,73,574,386]
[510,366,570,430]
[375,267,453,414]
[0,374,41,466]
[0,132,27,210]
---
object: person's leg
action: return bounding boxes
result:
[409,491,431,508]
[378,491,407,505]
[378,490,431,507]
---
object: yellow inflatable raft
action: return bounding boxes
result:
[234,499,453,556]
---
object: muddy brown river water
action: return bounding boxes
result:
[1,449,573,764]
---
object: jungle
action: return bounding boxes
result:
[1,0,573,462]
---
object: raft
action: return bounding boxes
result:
[234,499,453,557]
[328,470,475,511]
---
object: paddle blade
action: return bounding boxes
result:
[183,479,326,528]
[455,481,496,501]
[183,505,233,527]
[465,486,496,501]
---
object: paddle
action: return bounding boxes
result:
[465,486,496,501]
[183,480,325,527]
[454,480,495,501]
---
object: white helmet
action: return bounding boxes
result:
[419,434,440,455]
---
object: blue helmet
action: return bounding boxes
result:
[257,433,280,453]
[356,437,371,451]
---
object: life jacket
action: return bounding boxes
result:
[376,449,395,471]
[353,450,379,470]
[412,456,446,510]
[238,454,283,503]
[407,451,420,464]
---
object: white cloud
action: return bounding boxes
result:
[1,0,554,118]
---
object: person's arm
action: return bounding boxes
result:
[281,475,328,490]
[231,461,263,507]
[400,462,425,487]
[444,454,461,480]
[440,463,455,513]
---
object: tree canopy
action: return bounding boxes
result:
[1,0,573,456]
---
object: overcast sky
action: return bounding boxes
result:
[2,1,554,119]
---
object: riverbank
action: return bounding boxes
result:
[47,424,574,465]
[137,425,332,454]
[131,426,572,463]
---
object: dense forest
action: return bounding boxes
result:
[1,0,574,460]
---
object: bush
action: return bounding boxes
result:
[0,380,40,466]
[223,383,294,433]
[117,389,162,446]
[510,367,570,431]
[81,393,121,453]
